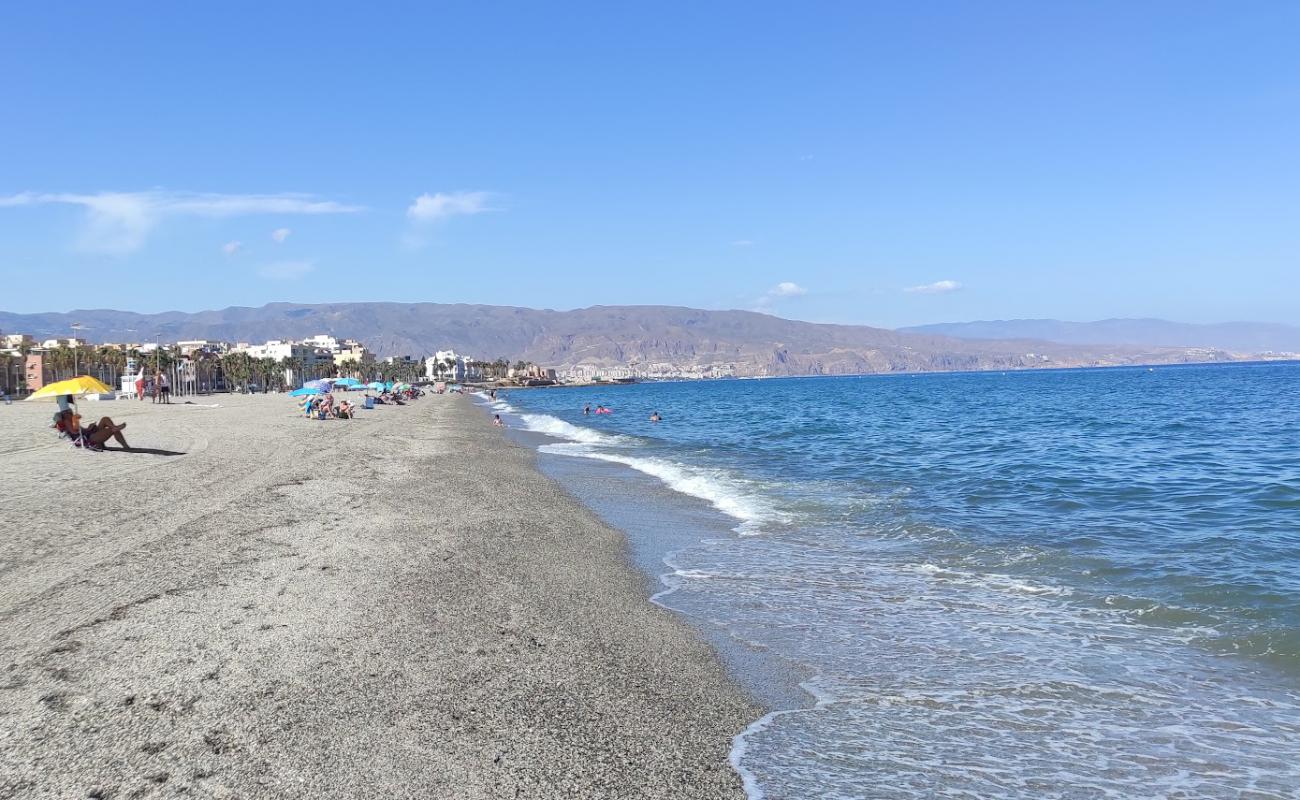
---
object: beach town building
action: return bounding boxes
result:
[175,340,231,357]
[233,340,334,386]
[40,337,87,349]
[333,340,371,372]
[24,353,44,392]
[507,363,557,382]
[237,340,307,362]
[561,361,736,382]
[2,333,34,350]
[302,334,339,352]
[426,350,476,382]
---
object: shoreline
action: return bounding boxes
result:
[0,393,759,798]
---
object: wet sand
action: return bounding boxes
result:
[0,392,758,798]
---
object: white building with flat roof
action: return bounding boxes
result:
[301,334,339,351]
[427,350,475,381]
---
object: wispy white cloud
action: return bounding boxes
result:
[905,279,962,295]
[222,240,242,255]
[753,280,809,311]
[406,191,493,223]
[271,227,291,244]
[0,190,362,254]
[0,192,39,207]
[258,260,315,280]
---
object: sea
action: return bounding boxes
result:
[479,362,1300,799]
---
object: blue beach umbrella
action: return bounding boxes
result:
[289,386,321,397]
[367,381,385,390]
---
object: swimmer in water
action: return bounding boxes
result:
[583,404,591,415]
[649,411,662,423]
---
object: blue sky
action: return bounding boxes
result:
[2,2,1297,328]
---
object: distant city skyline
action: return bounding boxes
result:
[1,3,1297,328]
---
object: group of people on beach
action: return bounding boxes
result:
[300,393,356,420]
[133,371,171,404]
[298,384,424,420]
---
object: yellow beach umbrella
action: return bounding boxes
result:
[26,375,114,401]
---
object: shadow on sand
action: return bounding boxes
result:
[100,446,187,457]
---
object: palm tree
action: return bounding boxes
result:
[220,351,254,392]
[280,356,303,388]
[98,345,126,388]
[0,351,15,396]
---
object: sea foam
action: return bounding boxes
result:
[513,410,782,534]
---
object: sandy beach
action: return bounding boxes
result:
[0,392,757,799]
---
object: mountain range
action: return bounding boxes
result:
[901,318,1300,354]
[0,303,1266,377]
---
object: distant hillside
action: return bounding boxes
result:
[0,303,1247,377]
[901,318,1300,354]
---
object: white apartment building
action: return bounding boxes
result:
[301,334,339,351]
[175,340,230,356]
[426,350,475,381]
[39,337,87,349]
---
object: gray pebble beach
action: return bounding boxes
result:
[0,392,758,799]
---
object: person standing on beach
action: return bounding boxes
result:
[152,373,161,404]
[135,371,145,401]
[160,372,171,404]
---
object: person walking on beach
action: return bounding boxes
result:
[135,371,145,401]
[159,372,171,404]
[152,372,162,404]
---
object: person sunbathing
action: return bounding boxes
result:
[81,417,131,449]
[54,395,130,449]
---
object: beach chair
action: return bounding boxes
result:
[53,413,97,450]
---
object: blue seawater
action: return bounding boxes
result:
[485,363,1300,799]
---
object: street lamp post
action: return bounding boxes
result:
[70,322,85,377]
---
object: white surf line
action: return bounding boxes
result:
[729,681,849,800]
